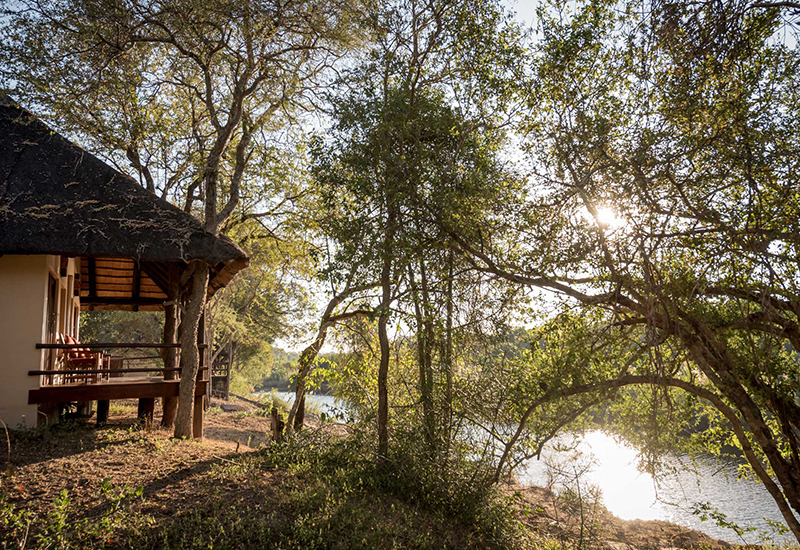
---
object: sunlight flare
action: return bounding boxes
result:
[595,206,620,228]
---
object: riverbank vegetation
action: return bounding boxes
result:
[2,0,800,547]
[1,403,743,549]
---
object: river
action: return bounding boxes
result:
[256,390,349,419]
[261,391,793,544]
[517,430,794,544]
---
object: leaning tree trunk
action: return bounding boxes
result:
[161,264,181,428]
[286,282,379,432]
[174,261,209,438]
[286,335,326,432]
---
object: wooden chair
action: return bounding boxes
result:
[60,334,107,384]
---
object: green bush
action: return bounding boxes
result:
[254,428,530,550]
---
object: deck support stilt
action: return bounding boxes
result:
[192,394,204,439]
[37,402,59,427]
[97,400,109,425]
[137,398,155,425]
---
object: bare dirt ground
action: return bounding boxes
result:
[1,398,275,520]
[513,485,736,550]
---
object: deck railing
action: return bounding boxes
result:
[31,343,208,385]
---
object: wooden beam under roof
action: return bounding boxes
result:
[140,260,170,294]
[81,296,165,307]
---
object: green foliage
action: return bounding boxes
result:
[210,235,314,393]
[228,341,275,394]
[419,0,800,539]
[5,0,800,543]
[80,311,164,345]
[0,0,369,213]
[692,502,758,544]
[0,480,144,549]
[110,430,532,550]
[252,430,530,550]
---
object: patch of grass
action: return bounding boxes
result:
[1,479,146,549]
[4,419,527,549]
[7,417,759,550]
[207,430,528,550]
[110,402,137,416]
[117,430,530,550]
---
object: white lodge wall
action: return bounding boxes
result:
[0,255,50,427]
[0,254,82,428]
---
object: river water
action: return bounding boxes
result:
[262,391,793,544]
[517,431,793,544]
[257,391,349,419]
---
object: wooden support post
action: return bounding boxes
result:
[109,357,124,378]
[87,257,96,297]
[225,341,233,401]
[87,257,97,312]
[97,400,110,425]
[161,263,181,428]
[192,394,204,439]
[137,398,155,425]
[199,310,210,407]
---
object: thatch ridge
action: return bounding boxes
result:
[0,100,248,277]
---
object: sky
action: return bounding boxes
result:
[504,0,538,29]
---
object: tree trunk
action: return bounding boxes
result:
[377,218,395,460]
[377,299,390,460]
[680,332,800,537]
[205,316,213,404]
[286,282,379,432]
[294,393,306,430]
[161,264,181,428]
[173,261,209,439]
[442,249,454,455]
[409,264,435,453]
[286,332,328,432]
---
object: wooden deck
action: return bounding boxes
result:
[28,379,208,438]
[30,342,209,437]
[28,379,207,404]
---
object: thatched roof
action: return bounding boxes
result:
[0,97,248,297]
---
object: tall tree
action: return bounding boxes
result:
[311,0,523,459]
[1,0,366,437]
[445,0,800,540]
